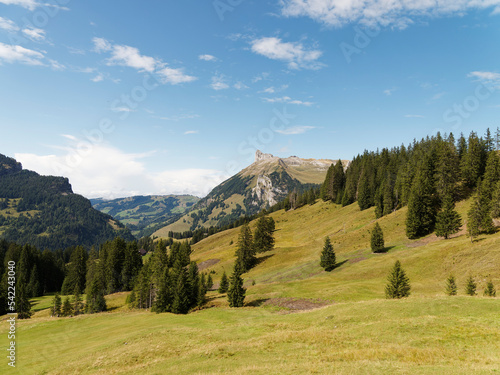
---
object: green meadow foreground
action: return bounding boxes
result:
[2,201,500,374]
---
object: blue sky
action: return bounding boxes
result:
[1,0,499,198]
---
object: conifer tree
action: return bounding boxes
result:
[435,194,462,239]
[320,237,336,271]
[235,223,256,273]
[62,296,73,317]
[227,266,246,308]
[484,281,496,297]
[50,293,62,317]
[461,132,486,189]
[435,136,459,200]
[370,222,385,253]
[218,271,229,293]
[445,275,457,296]
[467,180,495,242]
[172,266,190,314]
[86,277,107,314]
[153,268,173,313]
[320,164,334,201]
[357,169,373,210]
[17,247,33,319]
[385,260,411,299]
[406,158,438,239]
[73,284,84,316]
[62,246,88,295]
[492,181,500,218]
[207,274,214,290]
[28,264,42,297]
[187,262,200,307]
[253,216,275,253]
[465,275,477,296]
[331,160,346,203]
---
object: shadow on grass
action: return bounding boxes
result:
[374,245,396,254]
[254,254,274,267]
[245,298,270,307]
[334,260,348,269]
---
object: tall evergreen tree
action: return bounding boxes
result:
[172,266,190,314]
[435,136,459,200]
[61,246,88,295]
[62,296,73,317]
[320,237,336,271]
[218,271,229,293]
[121,241,143,291]
[320,164,334,201]
[435,194,462,239]
[73,284,84,316]
[385,260,411,299]
[86,277,107,314]
[227,266,246,308]
[406,158,438,239]
[461,132,486,189]
[467,180,494,242]
[370,222,385,253]
[253,216,275,253]
[17,246,33,319]
[50,293,62,317]
[492,181,500,218]
[445,275,457,296]
[235,223,256,273]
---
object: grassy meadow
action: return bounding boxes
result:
[2,200,500,374]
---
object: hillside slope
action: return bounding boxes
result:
[0,153,134,249]
[4,198,500,374]
[91,195,199,238]
[154,151,347,236]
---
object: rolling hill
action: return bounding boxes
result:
[91,195,199,238]
[153,150,347,236]
[0,153,134,250]
[5,197,500,374]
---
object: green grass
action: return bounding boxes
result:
[2,199,500,374]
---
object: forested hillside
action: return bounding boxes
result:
[0,154,134,250]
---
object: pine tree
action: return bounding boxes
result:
[206,274,214,290]
[73,284,84,316]
[385,260,411,299]
[492,181,500,218]
[320,164,334,201]
[484,281,496,297]
[235,223,256,273]
[320,237,336,271]
[62,296,73,317]
[28,264,42,297]
[218,271,229,293]
[465,276,477,296]
[461,132,486,189]
[253,216,275,253]
[17,247,33,319]
[86,277,107,314]
[187,262,200,308]
[467,180,495,242]
[435,194,462,239]
[172,266,190,314]
[445,275,457,296]
[51,293,62,316]
[227,266,246,308]
[370,222,385,253]
[61,246,88,295]
[406,158,438,239]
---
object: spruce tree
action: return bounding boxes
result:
[62,296,73,317]
[86,277,107,314]
[320,164,334,201]
[435,194,462,239]
[172,265,190,314]
[218,271,229,293]
[253,216,275,253]
[206,274,214,290]
[320,237,336,271]
[227,266,246,308]
[61,246,88,295]
[73,284,84,316]
[385,260,411,299]
[465,275,477,296]
[467,180,495,242]
[484,281,496,297]
[235,223,256,273]
[370,222,385,253]
[445,275,457,296]
[50,293,62,317]
[491,181,500,218]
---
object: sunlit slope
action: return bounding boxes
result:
[191,199,500,303]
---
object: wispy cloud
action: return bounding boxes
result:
[250,37,324,70]
[184,130,199,135]
[92,37,197,85]
[468,71,500,86]
[262,96,314,106]
[211,74,229,90]
[0,42,44,65]
[233,81,248,90]
[276,125,315,135]
[199,54,217,62]
[280,0,500,29]
[22,27,46,41]
[0,16,19,32]
[260,85,288,94]
[383,87,397,96]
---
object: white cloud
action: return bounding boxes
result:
[92,37,197,85]
[0,17,19,32]
[383,87,397,96]
[211,74,229,90]
[234,81,248,90]
[199,54,217,62]
[280,0,500,29]
[184,130,199,135]
[468,71,500,84]
[276,125,315,135]
[250,37,323,70]
[48,59,65,71]
[252,72,270,83]
[15,141,227,199]
[262,96,314,106]
[0,42,44,65]
[0,0,38,10]
[157,67,197,85]
[91,73,104,82]
[261,85,288,94]
[22,27,45,41]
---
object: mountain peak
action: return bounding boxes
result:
[255,150,275,162]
